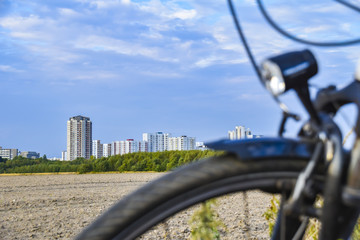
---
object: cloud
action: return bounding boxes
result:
[0,65,22,73]
[137,0,197,20]
[73,35,179,62]
[0,15,44,29]
[170,9,197,20]
[26,45,82,64]
[75,0,125,9]
[58,8,80,17]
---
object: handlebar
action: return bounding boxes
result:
[314,80,360,137]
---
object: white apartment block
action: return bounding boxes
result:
[112,141,123,156]
[139,141,148,152]
[67,115,92,160]
[103,143,112,157]
[92,140,103,159]
[61,151,67,161]
[111,139,147,156]
[0,147,18,160]
[228,125,253,140]
[168,136,196,151]
[125,139,137,154]
[143,132,171,152]
[91,132,198,157]
[168,137,180,151]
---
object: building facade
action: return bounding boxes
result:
[138,140,148,152]
[20,151,40,159]
[92,140,103,159]
[228,125,253,140]
[168,136,196,151]
[61,151,67,161]
[0,147,18,160]
[143,132,171,152]
[67,115,92,160]
[110,139,148,156]
[103,143,112,157]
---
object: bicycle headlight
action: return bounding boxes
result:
[261,49,318,96]
[261,60,286,96]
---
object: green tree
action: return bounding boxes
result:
[78,163,92,174]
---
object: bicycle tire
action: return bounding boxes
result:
[76,155,320,240]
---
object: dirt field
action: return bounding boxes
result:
[0,173,273,239]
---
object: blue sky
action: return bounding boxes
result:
[1,0,360,157]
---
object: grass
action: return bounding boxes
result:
[262,195,280,237]
[189,199,227,240]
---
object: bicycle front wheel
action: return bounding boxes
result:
[76,155,318,240]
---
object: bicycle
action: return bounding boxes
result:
[76,1,360,239]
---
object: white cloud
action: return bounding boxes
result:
[76,0,124,9]
[0,15,56,42]
[170,9,197,20]
[121,0,131,5]
[58,8,79,17]
[73,35,178,62]
[0,65,22,73]
[195,56,219,68]
[0,15,44,29]
[137,0,196,20]
[74,35,156,56]
[194,55,247,68]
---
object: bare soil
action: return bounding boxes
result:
[0,173,273,240]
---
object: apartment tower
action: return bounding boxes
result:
[92,140,103,159]
[67,115,92,160]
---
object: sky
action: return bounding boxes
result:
[1,0,360,158]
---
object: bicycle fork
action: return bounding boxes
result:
[273,116,359,240]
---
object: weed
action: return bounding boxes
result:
[189,199,227,240]
[262,195,280,237]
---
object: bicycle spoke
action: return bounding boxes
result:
[136,191,274,240]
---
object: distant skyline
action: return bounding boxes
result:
[1,0,360,157]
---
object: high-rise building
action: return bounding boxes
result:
[168,136,196,151]
[138,140,148,152]
[103,143,112,157]
[143,132,171,152]
[111,141,122,156]
[61,151,67,161]
[125,139,137,154]
[228,125,253,140]
[92,140,103,159]
[67,115,92,161]
[111,139,142,156]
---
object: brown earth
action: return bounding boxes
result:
[0,173,274,240]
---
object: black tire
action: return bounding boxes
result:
[76,155,317,240]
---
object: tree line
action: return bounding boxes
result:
[0,150,221,174]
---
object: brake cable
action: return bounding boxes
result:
[256,0,360,47]
[227,0,300,132]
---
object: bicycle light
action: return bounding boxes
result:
[261,49,318,96]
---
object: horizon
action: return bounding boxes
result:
[1,0,360,158]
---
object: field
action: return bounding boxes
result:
[0,173,273,239]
